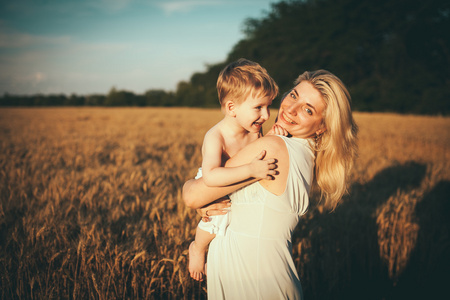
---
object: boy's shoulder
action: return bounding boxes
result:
[203,123,226,146]
[205,122,223,138]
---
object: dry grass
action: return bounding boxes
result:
[0,107,449,299]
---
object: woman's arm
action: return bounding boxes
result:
[183,135,288,209]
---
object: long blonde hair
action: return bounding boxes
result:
[295,70,358,210]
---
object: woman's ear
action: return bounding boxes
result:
[316,126,327,136]
[225,100,236,117]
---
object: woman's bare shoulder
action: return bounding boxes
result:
[225,135,288,168]
[252,135,287,154]
[256,136,290,195]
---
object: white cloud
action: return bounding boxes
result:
[0,24,71,48]
[157,0,222,14]
[0,29,133,94]
[0,0,275,95]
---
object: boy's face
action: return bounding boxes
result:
[233,94,272,133]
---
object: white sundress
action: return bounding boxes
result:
[206,136,315,300]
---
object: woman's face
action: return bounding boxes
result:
[275,81,326,139]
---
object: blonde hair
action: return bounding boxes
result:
[295,70,358,210]
[217,58,278,106]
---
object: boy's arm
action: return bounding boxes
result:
[200,131,226,186]
[201,132,276,187]
[183,136,284,209]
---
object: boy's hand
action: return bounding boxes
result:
[249,150,277,180]
[266,124,289,136]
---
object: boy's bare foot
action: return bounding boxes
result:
[189,241,206,281]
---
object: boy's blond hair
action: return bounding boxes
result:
[217,58,278,106]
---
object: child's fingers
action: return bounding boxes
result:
[280,126,289,136]
[271,124,289,136]
[271,125,280,135]
[264,168,278,181]
[276,125,284,135]
[266,124,281,136]
[255,150,266,160]
[265,175,275,180]
[266,159,277,169]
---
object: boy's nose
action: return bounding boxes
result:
[261,108,270,120]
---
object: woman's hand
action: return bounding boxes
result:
[197,197,231,222]
[266,124,290,136]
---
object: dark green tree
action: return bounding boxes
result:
[104,87,137,106]
[175,0,449,114]
[144,89,176,106]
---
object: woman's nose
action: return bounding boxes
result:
[286,101,300,115]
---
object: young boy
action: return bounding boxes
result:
[189,58,279,281]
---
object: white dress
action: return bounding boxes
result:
[206,136,314,300]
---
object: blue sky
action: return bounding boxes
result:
[0,0,275,95]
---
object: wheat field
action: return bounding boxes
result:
[0,107,449,299]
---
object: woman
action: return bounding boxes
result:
[183,70,358,299]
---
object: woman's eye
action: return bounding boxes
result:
[305,108,312,115]
[255,106,261,110]
[290,92,296,99]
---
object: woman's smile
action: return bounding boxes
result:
[281,113,296,124]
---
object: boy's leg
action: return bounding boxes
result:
[189,226,215,281]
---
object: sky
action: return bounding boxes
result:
[0,0,276,96]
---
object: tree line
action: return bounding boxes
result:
[1,0,449,114]
[0,88,179,108]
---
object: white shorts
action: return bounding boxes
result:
[195,168,230,236]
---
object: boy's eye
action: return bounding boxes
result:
[255,106,261,110]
